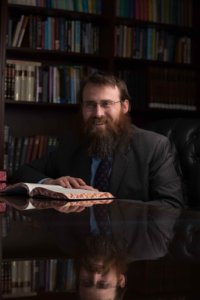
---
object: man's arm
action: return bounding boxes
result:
[148,136,185,209]
[12,148,59,184]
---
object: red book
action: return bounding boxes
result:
[0,203,6,212]
[144,0,149,21]
[42,135,49,156]
[140,0,144,20]
[135,0,140,20]
[0,171,6,182]
[25,136,34,164]
[0,183,115,202]
[0,183,6,189]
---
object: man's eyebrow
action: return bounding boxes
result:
[84,99,113,102]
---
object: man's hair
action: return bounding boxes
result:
[79,71,131,103]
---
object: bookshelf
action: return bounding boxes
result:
[0,0,200,170]
[0,0,200,297]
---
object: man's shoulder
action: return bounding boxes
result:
[130,124,170,148]
[131,124,168,141]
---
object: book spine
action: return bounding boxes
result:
[26,65,35,101]
[36,15,42,49]
[75,20,81,53]
[11,261,18,294]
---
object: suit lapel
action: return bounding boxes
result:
[109,142,130,196]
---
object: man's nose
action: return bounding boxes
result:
[92,272,101,284]
[93,104,105,117]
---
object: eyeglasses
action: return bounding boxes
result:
[82,100,121,111]
[79,280,118,289]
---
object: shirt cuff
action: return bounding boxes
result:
[38,178,51,184]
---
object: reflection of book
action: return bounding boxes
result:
[0,195,113,211]
[0,183,115,201]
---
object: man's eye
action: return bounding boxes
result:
[98,283,109,289]
[86,102,94,108]
[102,101,111,107]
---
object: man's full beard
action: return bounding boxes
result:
[76,110,132,159]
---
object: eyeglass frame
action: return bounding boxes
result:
[81,100,122,110]
[78,280,119,289]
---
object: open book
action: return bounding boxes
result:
[0,183,115,201]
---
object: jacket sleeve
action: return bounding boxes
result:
[148,136,185,209]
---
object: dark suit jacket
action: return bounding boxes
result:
[12,124,184,209]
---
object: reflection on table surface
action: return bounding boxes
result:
[1,195,200,300]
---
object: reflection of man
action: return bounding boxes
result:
[76,235,128,300]
[12,71,184,212]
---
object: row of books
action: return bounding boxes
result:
[115,25,191,64]
[8,0,102,14]
[2,259,77,295]
[116,0,193,28]
[5,60,97,103]
[116,70,147,108]
[8,15,99,54]
[148,67,197,110]
[4,126,59,176]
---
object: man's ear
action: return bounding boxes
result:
[119,274,126,288]
[122,100,130,114]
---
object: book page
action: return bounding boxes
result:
[26,183,100,194]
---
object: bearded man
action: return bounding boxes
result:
[12,71,184,217]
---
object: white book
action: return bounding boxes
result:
[17,261,23,294]
[20,64,27,101]
[11,261,18,294]
[14,64,22,101]
[26,65,35,101]
[23,261,31,293]
[49,259,54,291]
[13,15,25,47]
[17,16,29,47]
[12,22,20,47]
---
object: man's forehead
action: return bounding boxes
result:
[83,83,120,96]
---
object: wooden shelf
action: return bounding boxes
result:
[114,57,200,69]
[5,100,80,109]
[7,4,109,24]
[115,17,200,35]
[6,47,109,66]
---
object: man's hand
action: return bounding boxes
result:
[42,176,98,191]
[52,202,94,214]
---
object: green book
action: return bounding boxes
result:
[120,0,125,17]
